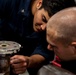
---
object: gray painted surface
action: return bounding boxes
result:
[37,64,75,75]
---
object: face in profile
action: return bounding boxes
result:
[47,27,76,61]
[33,8,50,32]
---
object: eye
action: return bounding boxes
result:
[50,44,58,50]
[42,15,47,23]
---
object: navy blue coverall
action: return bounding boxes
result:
[0,0,54,75]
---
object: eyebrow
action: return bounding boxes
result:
[50,44,57,48]
[47,34,57,48]
[49,40,57,48]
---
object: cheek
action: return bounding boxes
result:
[54,49,66,60]
[33,15,36,24]
[34,16,40,24]
[54,48,64,56]
[33,12,38,23]
[55,47,73,56]
[35,12,42,23]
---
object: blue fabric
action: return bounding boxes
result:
[0,0,54,75]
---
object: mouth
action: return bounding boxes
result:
[36,28,42,32]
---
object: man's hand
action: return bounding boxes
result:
[10,55,29,74]
[10,54,45,74]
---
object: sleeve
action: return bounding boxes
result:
[32,32,54,62]
[32,44,54,62]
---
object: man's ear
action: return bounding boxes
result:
[71,42,76,53]
[36,0,42,9]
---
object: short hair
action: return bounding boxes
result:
[47,7,76,46]
[40,0,76,17]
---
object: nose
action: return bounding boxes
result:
[41,24,46,31]
[47,44,54,51]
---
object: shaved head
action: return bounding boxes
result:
[47,7,76,45]
[47,7,76,61]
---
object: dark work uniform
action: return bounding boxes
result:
[61,60,76,74]
[0,0,54,75]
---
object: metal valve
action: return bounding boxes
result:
[0,41,21,75]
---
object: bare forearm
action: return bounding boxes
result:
[27,54,45,68]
